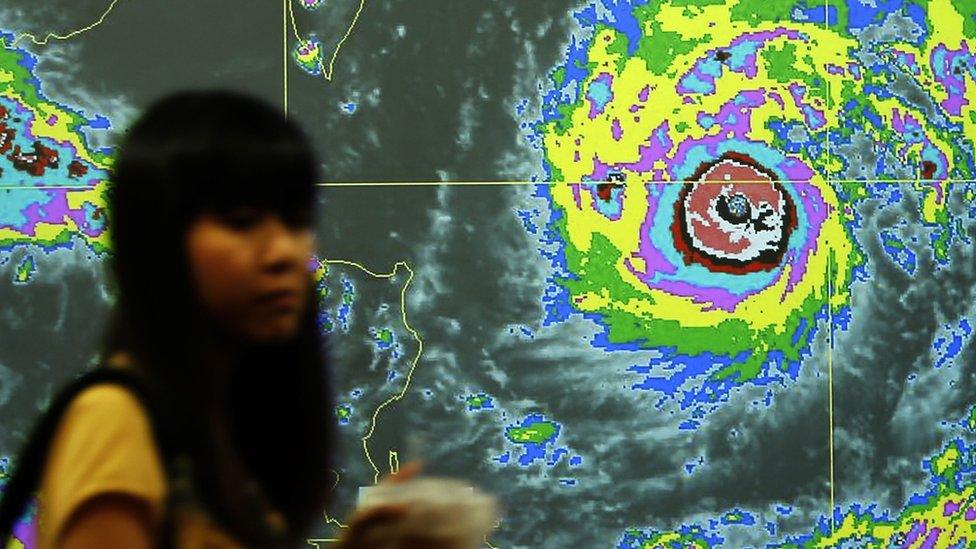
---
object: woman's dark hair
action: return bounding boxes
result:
[103,90,336,544]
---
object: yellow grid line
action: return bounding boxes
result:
[283,0,290,116]
[827,260,836,534]
[311,179,976,187]
[3,179,976,191]
[824,0,836,534]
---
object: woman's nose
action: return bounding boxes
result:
[258,218,310,268]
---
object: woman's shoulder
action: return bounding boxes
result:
[56,379,158,448]
[68,352,155,429]
[69,383,148,415]
[50,376,165,486]
[45,377,167,496]
[38,373,168,547]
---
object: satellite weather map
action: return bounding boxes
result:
[1,0,976,547]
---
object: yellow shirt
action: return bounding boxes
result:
[37,384,242,548]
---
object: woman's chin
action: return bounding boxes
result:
[243,319,301,345]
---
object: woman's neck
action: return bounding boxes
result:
[202,330,247,397]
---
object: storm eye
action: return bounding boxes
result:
[717,193,750,224]
[671,152,798,275]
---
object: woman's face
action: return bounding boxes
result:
[185,206,314,344]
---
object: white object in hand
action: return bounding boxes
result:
[357,478,499,548]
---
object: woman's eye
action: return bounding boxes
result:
[285,209,313,228]
[222,208,262,229]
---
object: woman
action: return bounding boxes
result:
[1,90,339,547]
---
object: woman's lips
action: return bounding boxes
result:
[256,289,300,310]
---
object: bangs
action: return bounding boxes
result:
[178,135,318,219]
[114,90,319,226]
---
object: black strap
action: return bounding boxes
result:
[0,367,177,547]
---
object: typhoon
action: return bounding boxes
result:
[536,0,976,395]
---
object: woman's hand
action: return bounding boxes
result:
[336,463,497,549]
[335,462,421,549]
